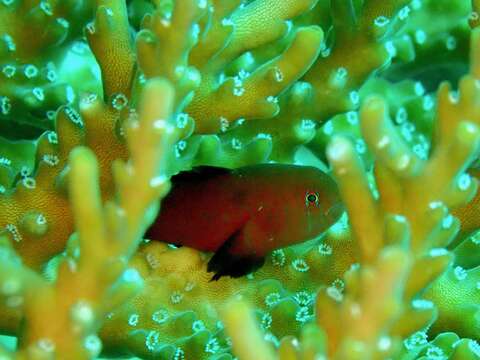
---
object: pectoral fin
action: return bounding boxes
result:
[207,229,265,281]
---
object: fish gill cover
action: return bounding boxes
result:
[0,0,479,359]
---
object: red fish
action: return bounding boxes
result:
[146,164,344,280]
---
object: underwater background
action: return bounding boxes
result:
[0,0,479,359]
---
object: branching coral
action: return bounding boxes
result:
[0,0,479,359]
[223,24,480,359]
[0,0,95,137]
[197,0,415,163]
[0,77,174,358]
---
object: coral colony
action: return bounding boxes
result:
[0,0,479,359]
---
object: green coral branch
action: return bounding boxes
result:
[86,0,136,99]
[185,0,323,133]
[0,0,93,61]
[221,24,480,360]
[304,0,411,121]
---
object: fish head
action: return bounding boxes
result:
[296,166,344,237]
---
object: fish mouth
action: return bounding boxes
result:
[326,202,346,222]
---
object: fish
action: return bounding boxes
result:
[145,164,344,280]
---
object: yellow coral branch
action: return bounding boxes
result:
[0,78,175,358]
[86,0,136,99]
[223,299,276,360]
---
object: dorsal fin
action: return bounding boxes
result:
[172,166,231,183]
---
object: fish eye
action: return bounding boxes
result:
[306,192,319,205]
